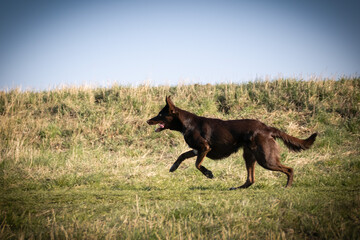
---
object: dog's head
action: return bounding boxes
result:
[147,96,179,132]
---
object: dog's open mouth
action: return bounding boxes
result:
[155,123,165,132]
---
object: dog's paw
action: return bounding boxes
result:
[205,171,214,179]
[169,163,179,172]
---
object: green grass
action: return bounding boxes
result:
[1,77,360,239]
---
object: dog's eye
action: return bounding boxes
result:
[159,114,162,117]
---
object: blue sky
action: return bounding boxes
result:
[0,0,359,90]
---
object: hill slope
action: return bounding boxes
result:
[1,78,359,239]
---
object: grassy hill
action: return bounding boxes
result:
[1,77,359,239]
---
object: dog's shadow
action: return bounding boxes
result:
[188,184,268,191]
[188,186,214,191]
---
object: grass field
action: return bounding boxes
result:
[1,78,360,239]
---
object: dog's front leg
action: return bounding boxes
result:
[195,144,213,179]
[170,150,196,172]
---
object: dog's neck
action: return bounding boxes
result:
[174,107,199,134]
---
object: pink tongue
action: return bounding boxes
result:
[155,123,165,132]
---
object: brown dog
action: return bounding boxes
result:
[147,96,317,189]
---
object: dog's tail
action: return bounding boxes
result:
[270,127,317,152]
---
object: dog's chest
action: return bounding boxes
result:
[182,130,203,149]
[182,132,196,148]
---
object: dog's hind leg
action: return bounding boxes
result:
[253,133,294,188]
[230,147,256,190]
[170,150,197,172]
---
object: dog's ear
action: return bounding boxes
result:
[166,96,177,115]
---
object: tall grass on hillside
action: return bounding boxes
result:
[1,77,359,239]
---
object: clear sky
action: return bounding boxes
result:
[0,0,359,90]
